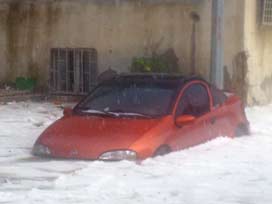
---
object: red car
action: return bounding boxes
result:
[32,74,249,161]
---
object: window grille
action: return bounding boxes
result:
[50,48,97,95]
[262,0,272,25]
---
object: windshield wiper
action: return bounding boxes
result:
[79,109,119,117]
[107,109,153,118]
[78,108,154,118]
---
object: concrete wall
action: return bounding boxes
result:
[0,1,59,84]
[0,0,247,100]
[195,0,245,91]
[0,3,8,82]
[244,0,272,105]
[0,0,198,87]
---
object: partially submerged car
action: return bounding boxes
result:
[32,74,249,161]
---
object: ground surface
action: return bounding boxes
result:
[0,102,272,204]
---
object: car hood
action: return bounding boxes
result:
[36,115,162,159]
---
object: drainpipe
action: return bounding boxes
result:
[210,0,224,89]
[190,12,200,75]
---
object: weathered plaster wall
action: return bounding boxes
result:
[0,1,62,85]
[0,0,197,86]
[0,0,245,96]
[223,0,247,102]
[0,2,8,82]
[244,0,272,105]
[194,0,246,103]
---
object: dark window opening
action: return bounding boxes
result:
[176,83,210,117]
[50,48,97,95]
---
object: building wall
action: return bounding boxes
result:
[196,0,245,94]
[244,0,272,105]
[0,3,8,82]
[0,0,197,86]
[0,0,245,98]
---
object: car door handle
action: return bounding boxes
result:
[210,117,216,124]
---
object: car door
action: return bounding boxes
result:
[168,81,213,151]
[208,87,238,138]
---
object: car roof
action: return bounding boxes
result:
[97,72,211,91]
[114,73,207,85]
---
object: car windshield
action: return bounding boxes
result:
[75,78,179,117]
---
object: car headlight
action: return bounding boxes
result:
[99,150,137,161]
[32,144,51,156]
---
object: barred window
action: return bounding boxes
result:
[262,0,272,25]
[50,48,97,95]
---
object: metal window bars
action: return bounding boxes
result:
[50,48,97,95]
[262,0,272,25]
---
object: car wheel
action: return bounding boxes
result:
[153,145,171,157]
[235,124,249,137]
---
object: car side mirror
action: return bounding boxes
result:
[176,115,196,127]
[63,107,73,117]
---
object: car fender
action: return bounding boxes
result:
[129,115,174,159]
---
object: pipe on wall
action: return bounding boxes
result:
[210,0,224,89]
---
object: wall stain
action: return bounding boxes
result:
[225,51,248,104]
[6,1,23,80]
[261,74,272,101]
[26,2,39,79]
[5,1,61,84]
[45,1,61,37]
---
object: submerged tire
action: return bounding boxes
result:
[153,145,171,157]
[235,124,249,137]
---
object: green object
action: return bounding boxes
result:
[131,57,168,73]
[15,77,37,91]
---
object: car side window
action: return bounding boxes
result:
[176,83,210,117]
